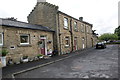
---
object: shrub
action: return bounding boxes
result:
[0,49,9,57]
[37,54,44,57]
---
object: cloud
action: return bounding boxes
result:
[0,0,119,35]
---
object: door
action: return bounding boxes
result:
[74,37,77,50]
[82,37,85,49]
[91,38,94,47]
[40,39,45,55]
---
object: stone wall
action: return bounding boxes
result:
[58,13,72,54]
[27,2,97,54]
[28,2,59,54]
[58,12,96,53]
[2,26,54,63]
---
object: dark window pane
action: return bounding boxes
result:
[0,34,2,44]
[20,35,29,43]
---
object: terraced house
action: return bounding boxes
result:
[28,1,97,55]
[0,18,54,64]
[0,1,98,65]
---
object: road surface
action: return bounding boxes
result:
[15,45,118,78]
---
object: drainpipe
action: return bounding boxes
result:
[57,13,62,55]
[70,18,73,52]
[85,25,88,48]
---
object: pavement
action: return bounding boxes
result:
[2,47,93,79]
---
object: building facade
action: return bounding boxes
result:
[28,2,97,55]
[0,19,54,64]
[0,1,98,65]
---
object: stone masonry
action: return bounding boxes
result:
[27,2,98,55]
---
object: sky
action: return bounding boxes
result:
[0,0,119,35]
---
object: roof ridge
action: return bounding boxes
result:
[58,11,93,26]
[1,18,54,32]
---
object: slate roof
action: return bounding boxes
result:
[58,11,93,27]
[0,18,54,32]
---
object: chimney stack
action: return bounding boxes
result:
[37,0,46,2]
[79,17,83,21]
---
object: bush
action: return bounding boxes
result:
[37,54,44,57]
[0,49,9,57]
[106,42,120,44]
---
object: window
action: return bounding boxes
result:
[20,34,30,45]
[64,17,68,29]
[81,24,84,32]
[0,33,3,46]
[74,21,78,31]
[90,28,92,34]
[65,37,69,47]
[82,37,85,49]
[86,26,89,33]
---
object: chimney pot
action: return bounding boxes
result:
[37,0,46,2]
[79,17,83,21]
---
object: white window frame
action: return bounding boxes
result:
[65,37,69,47]
[74,21,78,31]
[64,17,68,29]
[20,34,30,45]
[86,25,89,33]
[0,33,3,46]
[90,28,92,34]
[81,24,84,32]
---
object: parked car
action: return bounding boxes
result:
[96,42,106,49]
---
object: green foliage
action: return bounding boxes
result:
[0,49,9,57]
[37,54,44,57]
[115,26,120,40]
[99,33,118,41]
[22,56,28,59]
[106,42,120,44]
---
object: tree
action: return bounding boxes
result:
[115,26,120,40]
[99,33,118,41]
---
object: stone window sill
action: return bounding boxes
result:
[64,27,69,30]
[65,45,70,48]
[17,44,32,47]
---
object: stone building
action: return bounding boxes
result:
[28,1,97,55]
[0,18,54,64]
[0,1,98,65]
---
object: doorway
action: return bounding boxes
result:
[39,36,47,55]
[74,37,77,50]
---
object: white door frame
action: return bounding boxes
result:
[82,38,85,49]
[40,36,47,55]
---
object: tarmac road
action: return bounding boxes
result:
[15,45,118,78]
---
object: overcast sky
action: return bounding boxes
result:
[0,0,119,35]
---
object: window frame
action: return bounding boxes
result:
[74,21,78,31]
[64,17,69,29]
[0,33,3,46]
[81,24,84,32]
[86,25,89,33]
[20,34,30,45]
[65,36,70,47]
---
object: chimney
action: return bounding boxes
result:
[37,0,46,2]
[79,17,83,21]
